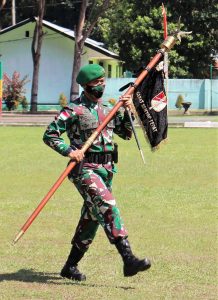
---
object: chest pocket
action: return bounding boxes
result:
[79,110,98,130]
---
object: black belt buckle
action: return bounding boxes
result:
[103,154,110,164]
[100,153,108,164]
[99,153,103,164]
[94,154,99,164]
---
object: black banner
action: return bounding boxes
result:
[133,68,168,149]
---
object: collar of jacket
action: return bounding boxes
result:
[81,92,102,108]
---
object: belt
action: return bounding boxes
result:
[84,152,113,164]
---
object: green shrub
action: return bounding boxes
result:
[108,98,116,106]
[59,93,68,107]
[21,96,28,110]
[175,94,184,109]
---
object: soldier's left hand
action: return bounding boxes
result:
[120,95,134,112]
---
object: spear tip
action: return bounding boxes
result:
[12,230,24,245]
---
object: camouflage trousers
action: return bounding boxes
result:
[68,162,128,252]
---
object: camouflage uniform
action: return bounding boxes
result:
[43,93,133,252]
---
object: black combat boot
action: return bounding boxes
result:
[60,245,86,281]
[115,238,151,277]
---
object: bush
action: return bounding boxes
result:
[3,71,29,111]
[108,98,116,106]
[175,94,184,109]
[59,93,68,107]
[21,96,28,111]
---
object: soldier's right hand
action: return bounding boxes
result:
[68,149,84,162]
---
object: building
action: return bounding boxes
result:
[0,18,123,107]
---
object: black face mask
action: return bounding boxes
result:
[85,84,105,99]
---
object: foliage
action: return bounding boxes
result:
[59,93,68,107]
[175,94,184,109]
[108,98,116,106]
[20,96,29,111]
[3,71,29,111]
[92,1,188,78]
[170,0,217,79]
[93,0,217,78]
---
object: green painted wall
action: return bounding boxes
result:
[88,59,123,78]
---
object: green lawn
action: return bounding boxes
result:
[0,127,217,300]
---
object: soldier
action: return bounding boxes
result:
[43,64,151,281]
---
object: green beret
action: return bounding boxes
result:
[76,64,105,85]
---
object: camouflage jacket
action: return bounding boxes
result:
[43,93,133,156]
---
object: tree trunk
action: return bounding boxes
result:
[30,0,45,113]
[0,0,7,30]
[70,0,88,101]
[70,0,110,101]
[11,0,16,25]
[70,40,84,100]
[30,52,40,112]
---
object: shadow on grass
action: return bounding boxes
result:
[0,269,135,290]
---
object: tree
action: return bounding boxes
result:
[70,0,112,99]
[3,71,29,111]
[0,1,216,78]
[30,0,45,113]
[93,0,217,78]
[171,0,218,78]
[0,0,7,29]
[44,0,79,30]
[0,1,78,30]
[93,0,189,78]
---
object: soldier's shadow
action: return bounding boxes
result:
[0,269,61,284]
[0,269,135,290]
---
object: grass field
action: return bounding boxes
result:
[0,127,217,300]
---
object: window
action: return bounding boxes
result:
[99,61,104,67]
[25,31,29,38]
[89,60,93,64]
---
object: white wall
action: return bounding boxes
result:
[0,23,33,99]
[0,22,116,104]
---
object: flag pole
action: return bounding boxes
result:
[162,4,169,100]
